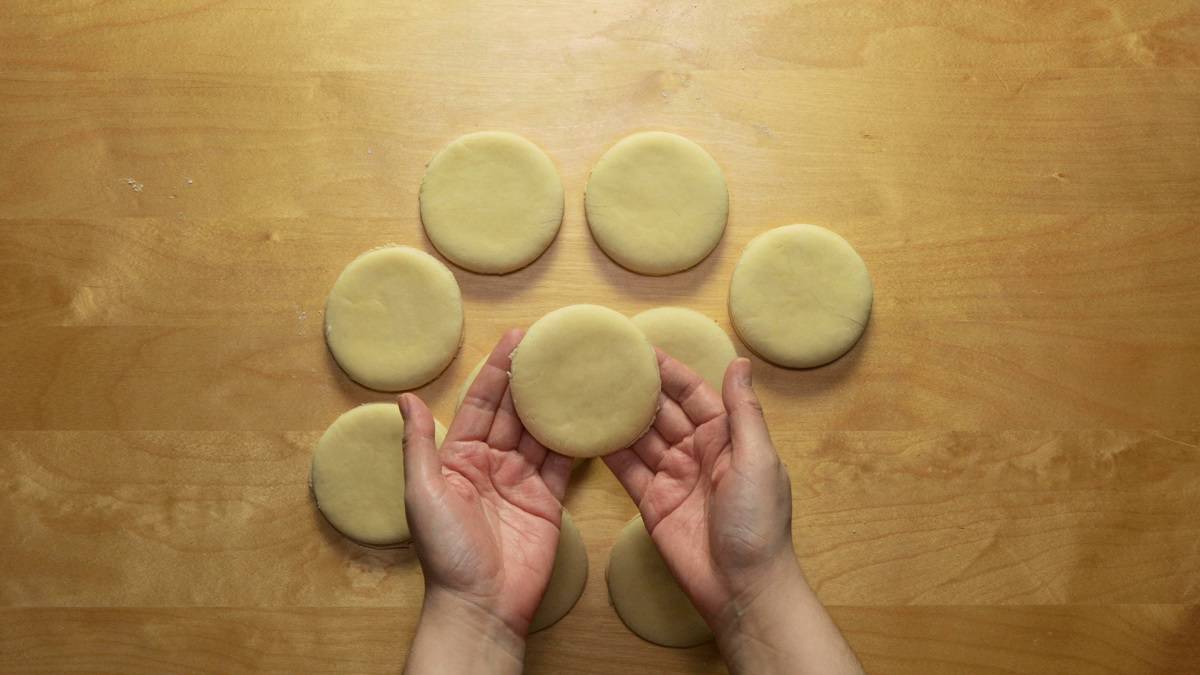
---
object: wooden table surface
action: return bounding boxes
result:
[2,2,1198,673]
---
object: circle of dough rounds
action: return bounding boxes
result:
[585,132,728,275]
[311,403,446,547]
[510,305,659,458]
[607,516,712,647]
[420,131,564,274]
[530,511,589,632]
[325,246,464,391]
[633,307,737,391]
[729,225,873,368]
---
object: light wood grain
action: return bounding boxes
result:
[1,1,1197,673]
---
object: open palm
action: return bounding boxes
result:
[604,352,795,624]
[400,330,571,636]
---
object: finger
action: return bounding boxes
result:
[539,452,572,503]
[397,394,443,496]
[722,358,775,464]
[516,430,549,470]
[448,329,524,443]
[656,348,724,425]
[603,449,652,503]
[653,393,694,445]
[631,427,669,470]
[485,387,523,451]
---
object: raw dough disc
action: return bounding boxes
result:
[585,132,728,275]
[420,131,564,274]
[510,305,659,458]
[729,225,872,368]
[607,515,712,647]
[311,403,446,547]
[455,356,488,410]
[632,307,737,391]
[530,510,589,632]
[325,246,463,391]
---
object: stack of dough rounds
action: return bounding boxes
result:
[324,246,463,391]
[729,225,873,368]
[530,511,589,632]
[632,307,737,391]
[510,305,659,458]
[311,403,446,547]
[585,132,728,275]
[607,516,712,647]
[420,131,564,274]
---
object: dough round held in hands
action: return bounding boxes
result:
[729,224,873,368]
[311,403,446,547]
[510,304,659,458]
[585,131,728,275]
[325,246,463,391]
[420,131,564,274]
[530,510,589,632]
[633,307,737,391]
[607,515,712,647]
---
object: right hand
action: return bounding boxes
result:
[603,352,799,631]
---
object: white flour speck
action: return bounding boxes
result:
[124,177,144,193]
[184,178,194,186]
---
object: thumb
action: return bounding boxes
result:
[397,393,442,495]
[722,358,775,463]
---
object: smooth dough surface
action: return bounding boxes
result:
[530,511,589,632]
[455,356,488,410]
[510,305,659,458]
[325,246,463,391]
[420,131,564,274]
[633,307,737,391]
[729,225,873,368]
[585,132,728,275]
[607,516,712,647]
[311,403,446,547]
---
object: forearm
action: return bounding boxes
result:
[715,560,864,675]
[404,588,525,675]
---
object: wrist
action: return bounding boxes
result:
[712,554,810,648]
[712,557,864,675]
[406,586,525,675]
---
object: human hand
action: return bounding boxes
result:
[604,352,797,628]
[605,353,862,674]
[399,330,572,673]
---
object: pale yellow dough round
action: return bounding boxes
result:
[510,305,659,458]
[420,131,564,274]
[455,356,489,410]
[530,511,588,632]
[633,307,737,391]
[607,516,712,647]
[311,403,446,547]
[325,246,463,391]
[729,225,872,368]
[585,132,728,275]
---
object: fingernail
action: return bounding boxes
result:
[397,394,411,418]
[739,358,753,386]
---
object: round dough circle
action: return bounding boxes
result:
[325,246,463,391]
[729,225,873,368]
[633,307,737,391]
[607,516,712,647]
[455,356,488,410]
[510,305,659,458]
[585,132,728,275]
[311,403,446,547]
[530,510,589,632]
[420,131,564,274]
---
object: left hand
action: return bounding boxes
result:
[398,329,572,639]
